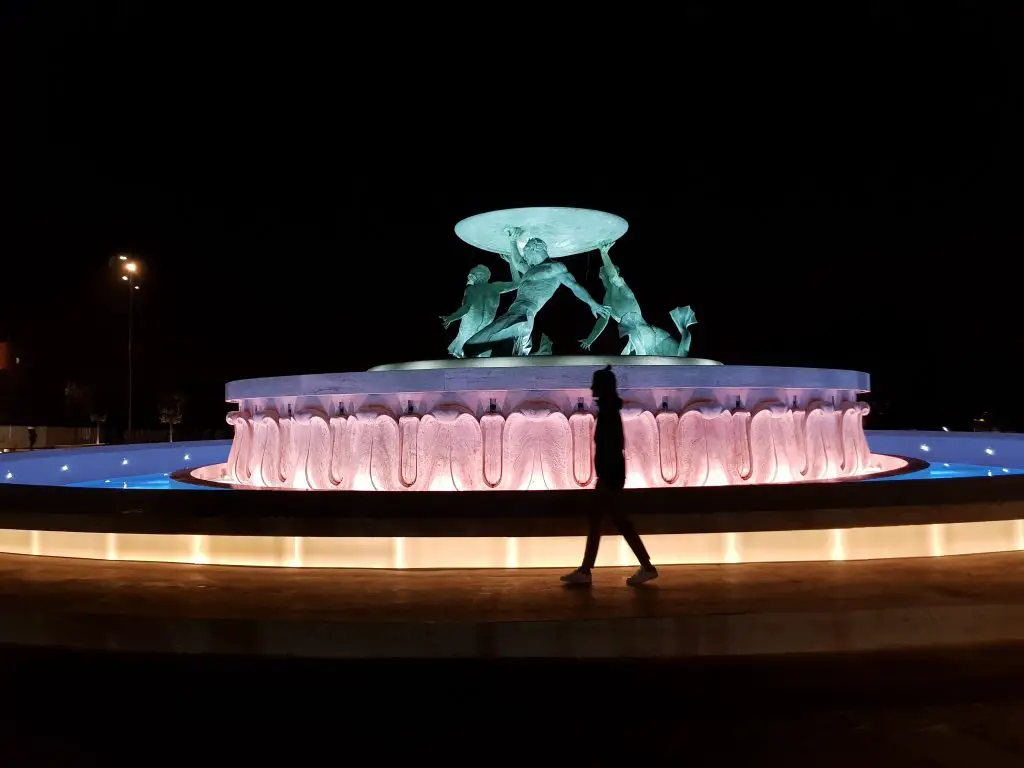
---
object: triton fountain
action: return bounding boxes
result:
[196,207,897,490]
[5,208,1024,573]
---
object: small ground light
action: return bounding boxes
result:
[942,426,950,432]
[920,444,930,452]
[60,465,68,471]
[184,454,190,461]
[122,458,129,465]
[985,448,995,456]
[4,472,12,480]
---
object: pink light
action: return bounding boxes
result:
[216,398,881,491]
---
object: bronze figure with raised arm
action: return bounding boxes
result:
[462,227,610,357]
[441,264,519,358]
[579,243,696,356]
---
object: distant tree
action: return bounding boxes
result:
[159,394,184,442]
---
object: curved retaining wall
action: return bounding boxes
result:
[0,441,230,486]
[218,365,876,491]
[0,433,1023,569]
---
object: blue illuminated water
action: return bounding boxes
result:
[871,462,1024,482]
[69,473,223,490]
[63,462,1024,490]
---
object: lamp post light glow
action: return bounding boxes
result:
[114,255,144,438]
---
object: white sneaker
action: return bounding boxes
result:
[626,566,659,586]
[560,569,592,585]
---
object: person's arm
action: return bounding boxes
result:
[612,416,625,453]
[499,252,524,283]
[579,314,610,350]
[440,289,473,328]
[560,270,610,317]
[508,252,526,282]
[502,226,526,281]
[493,281,519,295]
[440,302,470,329]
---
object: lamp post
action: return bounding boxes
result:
[116,255,141,439]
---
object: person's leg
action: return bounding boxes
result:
[511,331,532,356]
[581,508,602,571]
[610,509,652,569]
[607,493,659,584]
[448,320,477,358]
[562,493,604,584]
[463,312,529,358]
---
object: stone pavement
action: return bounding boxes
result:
[3,550,1024,657]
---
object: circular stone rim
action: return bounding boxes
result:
[369,355,723,371]
[454,206,629,258]
[225,365,871,400]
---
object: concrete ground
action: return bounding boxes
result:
[2,552,1024,762]
[4,550,1024,656]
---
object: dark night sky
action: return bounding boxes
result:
[1,5,1021,432]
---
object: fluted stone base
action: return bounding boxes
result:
[209,363,877,491]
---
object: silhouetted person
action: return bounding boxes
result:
[26,426,36,451]
[562,366,658,586]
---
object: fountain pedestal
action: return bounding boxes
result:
[197,358,889,491]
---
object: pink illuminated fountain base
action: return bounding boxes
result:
[194,359,902,490]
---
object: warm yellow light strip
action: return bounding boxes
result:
[0,519,1022,569]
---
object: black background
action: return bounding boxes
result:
[2,4,1020,432]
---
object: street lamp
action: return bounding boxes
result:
[114,255,142,439]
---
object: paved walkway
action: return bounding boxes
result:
[2,548,1024,621]
[7,553,1024,759]
[2,551,1024,656]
